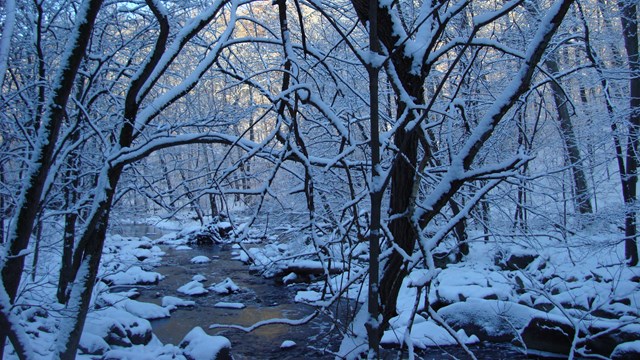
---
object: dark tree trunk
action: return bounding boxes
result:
[0,163,4,244]
[57,146,81,303]
[0,0,104,357]
[544,56,593,214]
[56,164,123,360]
[618,0,640,265]
[365,0,382,354]
[380,122,421,326]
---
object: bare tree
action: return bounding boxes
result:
[338,0,576,355]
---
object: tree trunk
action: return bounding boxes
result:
[380,122,421,327]
[0,0,16,89]
[0,162,5,245]
[365,0,382,355]
[618,0,640,265]
[544,56,593,214]
[0,0,104,357]
[200,144,219,218]
[57,143,81,303]
[54,164,122,360]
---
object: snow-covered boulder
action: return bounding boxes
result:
[190,256,211,264]
[179,327,232,360]
[78,332,110,355]
[98,290,170,320]
[213,302,245,309]
[163,296,196,309]
[381,315,478,348]
[280,340,296,349]
[232,250,250,263]
[103,266,164,285]
[122,299,171,320]
[178,280,208,296]
[438,299,640,357]
[430,265,513,307]
[192,274,207,282]
[84,308,153,347]
[294,290,322,304]
[437,299,539,342]
[495,247,540,271]
[612,341,640,360]
[282,272,298,284]
[209,278,240,294]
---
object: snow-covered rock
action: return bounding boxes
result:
[78,332,110,355]
[179,327,232,360]
[294,290,322,303]
[213,302,245,309]
[190,256,211,264]
[381,316,478,348]
[176,245,193,250]
[232,251,250,263]
[96,289,139,308]
[103,266,164,285]
[84,308,153,347]
[282,272,298,284]
[280,340,296,349]
[612,341,640,360]
[432,265,512,305]
[98,291,170,320]
[122,299,171,320]
[209,278,240,294]
[178,280,209,296]
[192,274,207,282]
[437,299,538,342]
[162,296,196,309]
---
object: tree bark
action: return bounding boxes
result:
[54,164,123,360]
[618,0,640,265]
[0,0,104,357]
[365,0,382,355]
[544,56,593,214]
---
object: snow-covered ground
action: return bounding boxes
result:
[241,222,640,359]
[6,215,640,359]
[4,225,232,360]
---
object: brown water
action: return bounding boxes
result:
[135,244,337,359]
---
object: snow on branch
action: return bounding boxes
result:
[134,1,241,132]
[209,310,319,332]
[110,133,259,166]
[412,0,574,226]
[420,178,503,251]
[135,0,240,103]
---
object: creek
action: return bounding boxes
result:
[114,224,552,359]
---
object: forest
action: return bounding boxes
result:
[0,0,639,359]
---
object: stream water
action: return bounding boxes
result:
[136,244,335,359]
[114,225,553,359]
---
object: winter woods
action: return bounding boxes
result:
[0,0,639,359]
